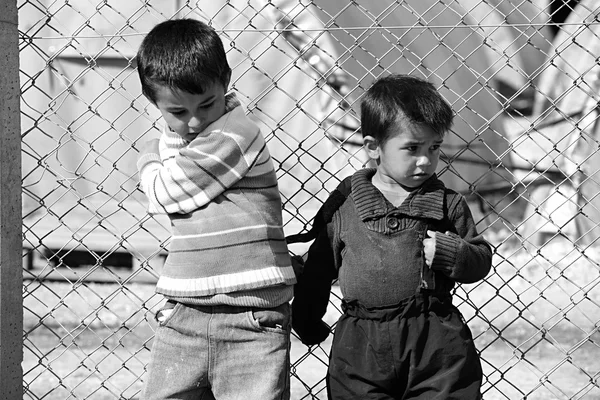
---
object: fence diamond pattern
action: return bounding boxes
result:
[17,0,600,399]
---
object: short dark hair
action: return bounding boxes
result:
[136,18,232,104]
[360,74,454,144]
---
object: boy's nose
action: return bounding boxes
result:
[416,155,431,166]
[188,115,203,131]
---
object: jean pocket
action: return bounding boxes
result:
[248,303,290,334]
[155,300,180,327]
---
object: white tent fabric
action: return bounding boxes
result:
[518,0,600,246]
[311,0,514,193]
[457,0,552,100]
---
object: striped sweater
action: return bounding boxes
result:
[137,94,296,307]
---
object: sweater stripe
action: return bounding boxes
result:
[238,128,262,161]
[170,237,287,254]
[173,224,285,240]
[156,265,296,297]
[157,168,199,213]
[172,285,293,308]
[187,146,244,180]
[156,174,186,213]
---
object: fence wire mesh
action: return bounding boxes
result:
[17,0,600,399]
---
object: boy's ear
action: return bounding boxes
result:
[224,70,232,90]
[363,136,380,161]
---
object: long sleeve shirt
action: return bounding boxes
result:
[137,94,295,307]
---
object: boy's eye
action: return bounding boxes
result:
[170,110,186,116]
[431,144,441,150]
[199,102,214,110]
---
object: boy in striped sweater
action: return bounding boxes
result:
[135,18,296,400]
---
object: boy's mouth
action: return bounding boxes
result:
[184,132,200,142]
[412,172,431,180]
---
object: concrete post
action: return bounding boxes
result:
[0,0,22,398]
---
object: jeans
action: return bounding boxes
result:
[141,301,291,400]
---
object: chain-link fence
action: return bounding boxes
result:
[13,0,600,398]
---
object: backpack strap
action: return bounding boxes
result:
[286,177,352,244]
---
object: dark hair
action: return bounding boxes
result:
[360,74,454,144]
[136,18,232,104]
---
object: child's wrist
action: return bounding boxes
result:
[136,152,161,172]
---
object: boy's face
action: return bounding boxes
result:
[153,80,228,142]
[365,120,443,188]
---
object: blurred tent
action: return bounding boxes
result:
[514,0,600,247]
[302,0,516,194]
[457,0,553,114]
[20,2,176,263]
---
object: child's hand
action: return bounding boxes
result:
[423,230,437,267]
[293,319,330,346]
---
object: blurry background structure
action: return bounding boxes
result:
[4,0,600,398]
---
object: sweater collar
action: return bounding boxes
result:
[350,168,446,221]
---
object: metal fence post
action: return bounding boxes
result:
[0,0,22,398]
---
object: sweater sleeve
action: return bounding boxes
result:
[138,129,256,214]
[292,215,339,345]
[430,194,493,283]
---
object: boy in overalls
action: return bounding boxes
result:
[291,74,492,399]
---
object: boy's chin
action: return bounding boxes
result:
[178,132,199,142]
[403,174,431,188]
